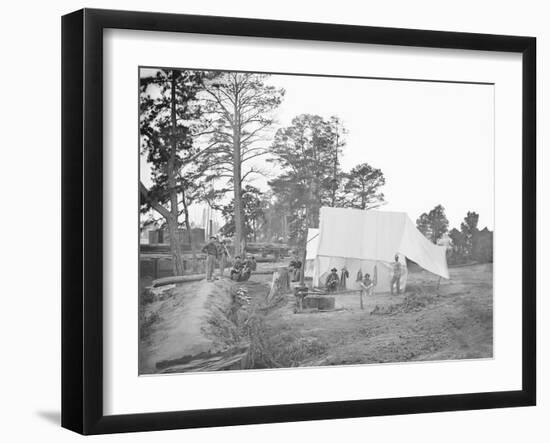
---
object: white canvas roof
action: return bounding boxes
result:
[313,207,449,279]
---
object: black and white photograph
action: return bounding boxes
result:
[138,67,494,375]
[0,0,545,439]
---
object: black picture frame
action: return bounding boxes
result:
[61,8,536,435]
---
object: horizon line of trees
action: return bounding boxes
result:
[416,204,493,264]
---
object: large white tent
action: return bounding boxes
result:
[305,207,449,292]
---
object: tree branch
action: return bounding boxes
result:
[140,181,171,220]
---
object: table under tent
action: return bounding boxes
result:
[305,207,450,293]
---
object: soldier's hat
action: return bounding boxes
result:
[331,267,337,272]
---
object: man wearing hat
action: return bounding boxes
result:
[325,267,340,292]
[390,254,403,295]
[360,272,374,297]
[230,255,245,281]
[202,236,219,282]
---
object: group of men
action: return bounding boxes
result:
[324,254,403,296]
[201,236,257,282]
[229,254,257,282]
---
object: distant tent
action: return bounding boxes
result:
[305,207,449,292]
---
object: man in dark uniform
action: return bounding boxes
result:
[325,268,340,292]
[202,236,219,281]
[289,254,302,282]
[230,255,243,281]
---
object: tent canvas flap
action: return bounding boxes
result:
[399,216,449,279]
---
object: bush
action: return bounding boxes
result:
[139,311,160,341]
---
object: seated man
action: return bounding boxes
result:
[289,254,302,282]
[325,268,340,292]
[288,255,297,268]
[360,273,374,297]
[238,262,252,282]
[230,256,243,281]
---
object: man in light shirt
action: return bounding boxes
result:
[390,254,403,295]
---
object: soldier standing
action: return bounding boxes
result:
[390,254,403,295]
[201,236,219,282]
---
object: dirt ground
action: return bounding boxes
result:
[139,263,493,373]
[259,264,493,367]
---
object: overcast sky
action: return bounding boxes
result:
[268,74,494,230]
[141,69,494,231]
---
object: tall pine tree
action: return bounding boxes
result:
[268,114,345,244]
[416,204,449,243]
[201,72,284,256]
[341,162,386,210]
[139,69,205,276]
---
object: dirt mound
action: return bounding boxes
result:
[140,276,278,373]
[139,278,240,373]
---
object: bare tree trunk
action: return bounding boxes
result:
[166,215,184,275]
[233,108,244,257]
[310,177,321,228]
[331,130,339,207]
[299,248,307,286]
[181,188,197,271]
[267,267,290,305]
[168,71,184,276]
[140,181,183,276]
[299,206,308,286]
